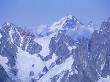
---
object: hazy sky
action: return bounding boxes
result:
[0,0,110,28]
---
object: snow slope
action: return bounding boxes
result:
[38,56,74,82]
[96,76,110,82]
[16,47,45,82]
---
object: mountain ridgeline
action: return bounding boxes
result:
[0,15,110,82]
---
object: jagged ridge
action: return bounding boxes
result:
[0,16,110,82]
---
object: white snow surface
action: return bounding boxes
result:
[34,32,57,57]
[45,53,58,69]
[38,56,74,82]
[34,36,50,58]
[57,72,65,82]
[20,36,24,47]
[74,69,78,74]
[9,28,14,44]
[16,47,45,82]
[0,55,8,67]
[101,62,105,70]
[0,55,10,74]
[68,45,77,51]
[65,42,77,52]
[0,33,2,38]
[96,76,110,82]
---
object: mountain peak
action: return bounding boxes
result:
[59,15,78,23]
[67,14,73,18]
[2,22,11,27]
[107,17,110,22]
[48,15,82,32]
[5,22,10,26]
[64,15,77,20]
[1,22,19,32]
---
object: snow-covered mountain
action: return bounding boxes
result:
[0,15,110,82]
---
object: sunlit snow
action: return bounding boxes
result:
[45,53,58,69]
[9,29,14,44]
[38,56,74,82]
[0,33,2,38]
[0,55,10,74]
[16,47,45,82]
[96,76,110,82]
[34,32,57,57]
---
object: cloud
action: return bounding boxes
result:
[31,25,48,35]
[36,25,48,34]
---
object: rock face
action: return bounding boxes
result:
[0,16,110,82]
[0,65,11,82]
